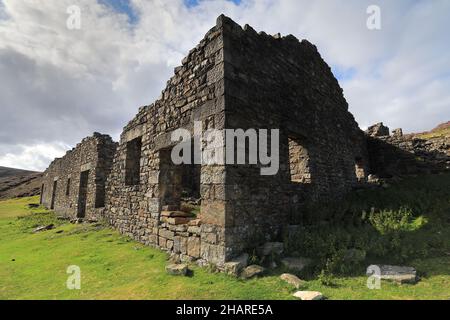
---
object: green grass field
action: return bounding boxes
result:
[0,191,449,300]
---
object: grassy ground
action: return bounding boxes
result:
[0,191,449,300]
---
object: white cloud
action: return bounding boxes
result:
[0,142,69,171]
[0,0,449,171]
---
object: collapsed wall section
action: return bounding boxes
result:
[41,133,117,220]
[366,123,449,177]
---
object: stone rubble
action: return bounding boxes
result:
[367,264,418,284]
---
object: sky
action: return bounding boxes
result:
[0,0,449,171]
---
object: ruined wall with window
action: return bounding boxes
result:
[103,16,369,265]
[104,17,228,266]
[41,133,117,220]
[220,16,369,256]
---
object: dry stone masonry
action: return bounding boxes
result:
[40,15,448,268]
[366,122,449,177]
[41,133,117,220]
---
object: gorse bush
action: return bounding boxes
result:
[368,206,427,234]
[285,173,450,277]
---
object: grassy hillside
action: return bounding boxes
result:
[0,166,39,178]
[413,121,450,139]
[1,173,449,300]
[0,167,42,200]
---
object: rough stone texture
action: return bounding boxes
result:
[367,265,418,284]
[366,123,449,177]
[41,133,117,220]
[367,122,390,137]
[223,253,249,276]
[221,16,369,256]
[293,291,324,300]
[166,263,188,276]
[241,265,265,279]
[280,273,304,289]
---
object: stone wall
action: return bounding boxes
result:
[104,15,369,265]
[41,133,117,220]
[366,123,449,177]
[221,16,369,256]
[104,15,228,265]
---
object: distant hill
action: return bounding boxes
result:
[0,166,42,200]
[413,121,450,140]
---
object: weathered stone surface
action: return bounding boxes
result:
[165,217,194,225]
[187,237,201,258]
[165,264,188,276]
[40,133,117,221]
[367,123,449,177]
[280,273,304,289]
[223,253,249,276]
[367,265,418,284]
[293,291,324,300]
[241,265,265,279]
[367,123,390,137]
[188,219,202,227]
[281,257,312,272]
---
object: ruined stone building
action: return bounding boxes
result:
[40,15,447,267]
[40,133,117,220]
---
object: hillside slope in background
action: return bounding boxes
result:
[413,121,450,140]
[0,167,42,200]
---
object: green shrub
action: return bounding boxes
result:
[285,173,450,276]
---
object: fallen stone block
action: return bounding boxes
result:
[223,253,249,276]
[165,263,188,276]
[293,291,324,300]
[367,265,418,284]
[280,273,305,289]
[241,265,265,279]
[33,224,55,233]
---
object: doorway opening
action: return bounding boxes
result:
[77,170,89,218]
[50,180,57,209]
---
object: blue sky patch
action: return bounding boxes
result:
[332,65,356,82]
[99,0,138,24]
[184,0,242,8]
